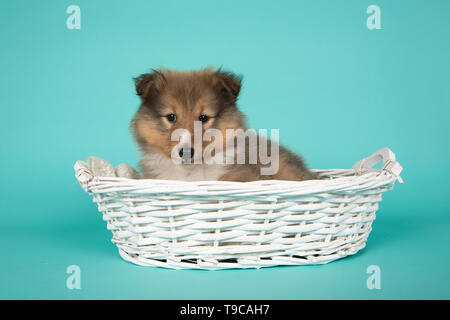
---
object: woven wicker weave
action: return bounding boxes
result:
[74,148,402,270]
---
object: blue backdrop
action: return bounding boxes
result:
[1,0,449,299]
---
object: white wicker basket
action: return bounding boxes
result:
[74,148,402,270]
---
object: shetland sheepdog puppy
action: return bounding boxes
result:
[131,68,315,182]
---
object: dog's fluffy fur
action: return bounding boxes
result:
[131,68,315,182]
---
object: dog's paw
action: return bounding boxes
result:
[115,163,141,179]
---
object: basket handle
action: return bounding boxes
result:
[74,160,95,190]
[352,148,403,183]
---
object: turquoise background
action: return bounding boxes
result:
[1,0,449,299]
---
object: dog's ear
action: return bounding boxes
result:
[134,69,166,100]
[212,70,242,104]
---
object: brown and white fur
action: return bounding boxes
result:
[130,68,315,182]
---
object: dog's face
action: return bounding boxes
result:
[131,69,246,163]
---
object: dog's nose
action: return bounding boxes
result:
[179,147,194,159]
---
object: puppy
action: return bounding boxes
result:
[130,68,315,182]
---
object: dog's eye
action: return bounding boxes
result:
[166,114,177,123]
[199,115,209,123]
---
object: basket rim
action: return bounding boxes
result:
[74,148,403,195]
[74,162,398,197]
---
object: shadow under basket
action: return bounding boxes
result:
[74,148,403,270]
